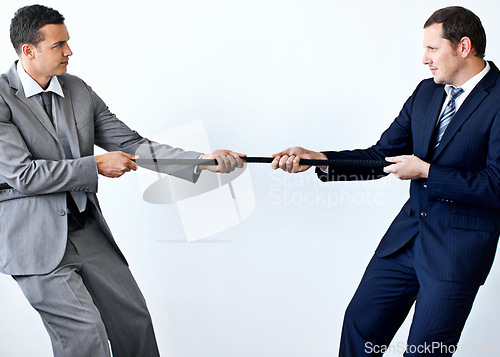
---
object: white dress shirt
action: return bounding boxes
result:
[439,61,490,117]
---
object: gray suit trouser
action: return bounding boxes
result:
[13,214,160,357]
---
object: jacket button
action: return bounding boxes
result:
[420,212,428,217]
[58,210,66,216]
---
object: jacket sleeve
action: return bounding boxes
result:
[316,81,422,182]
[86,82,204,183]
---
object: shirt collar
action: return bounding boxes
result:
[444,61,490,96]
[16,61,64,99]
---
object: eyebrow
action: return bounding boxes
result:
[52,37,70,47]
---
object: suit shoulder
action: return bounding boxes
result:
[58,73,96,99]
[416,77,442,92]
[0,72,11,92]
[58,73,88,87]
[403,78,443,105]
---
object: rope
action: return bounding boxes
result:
[135,157,390,167]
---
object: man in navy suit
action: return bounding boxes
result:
[273,6,500,356]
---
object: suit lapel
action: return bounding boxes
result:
[14,86,60,141]
[59,81,82,158]
[417,87,446,161]
[432,90,487,160]
[8,62,60,142]
[432,62,499,161]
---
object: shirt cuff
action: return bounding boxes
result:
[194,154,204,174]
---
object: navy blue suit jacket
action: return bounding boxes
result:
[317,61,500,285]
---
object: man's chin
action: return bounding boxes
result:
[433,76,444,84]
[55,68,68,76]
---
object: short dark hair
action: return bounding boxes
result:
[424,6,486,59]
[10,5,65,55]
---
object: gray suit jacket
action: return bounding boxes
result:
[0,61,202,275]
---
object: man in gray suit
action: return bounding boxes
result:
[0,5,244,356]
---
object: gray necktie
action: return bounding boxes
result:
[41,91,87,216]
[40,92,53,122]
[434,87,464,147]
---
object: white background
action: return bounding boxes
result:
[1,1,500,356]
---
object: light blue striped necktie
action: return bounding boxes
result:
[434,87,464,147]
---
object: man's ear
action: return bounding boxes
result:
[21,44,35,60]
[459,36,473,58]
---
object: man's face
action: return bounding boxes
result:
[28,23,72,85]
[422,23,463,86]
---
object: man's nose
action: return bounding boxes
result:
[64,43,73,57]
[422,53,431,65]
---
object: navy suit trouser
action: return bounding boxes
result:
[339,234,480,357]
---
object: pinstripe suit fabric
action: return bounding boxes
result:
[317,62,500,355]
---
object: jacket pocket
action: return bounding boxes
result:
[76,113,94,131]
[449,214,496,231]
